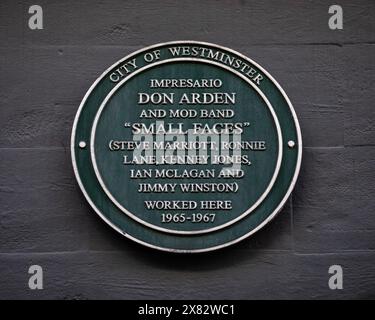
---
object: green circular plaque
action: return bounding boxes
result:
[71,41,302,252]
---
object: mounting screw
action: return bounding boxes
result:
[79,141,86,149]
[288,140,295,148]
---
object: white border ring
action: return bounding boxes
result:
[71,41,303,253]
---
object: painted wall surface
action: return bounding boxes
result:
[0,0,374,299]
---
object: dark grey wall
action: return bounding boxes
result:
[1,0,374,299]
